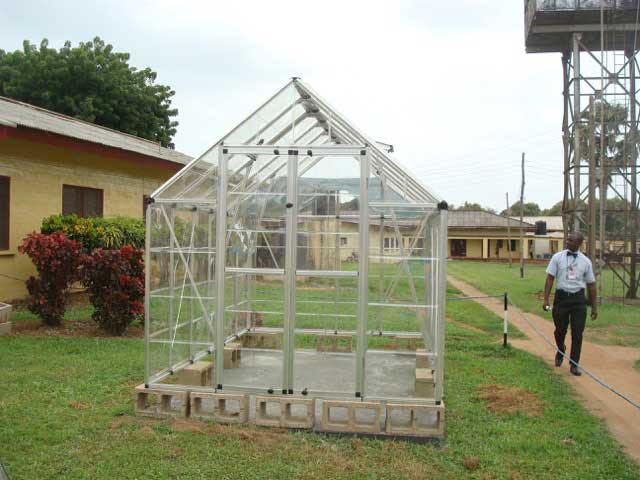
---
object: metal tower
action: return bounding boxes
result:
[526,0,640,299]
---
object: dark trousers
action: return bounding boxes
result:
[552,291,587,364]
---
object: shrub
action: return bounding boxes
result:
[82,245,144,335]
[18,232,84,326]
[41,214,145,253]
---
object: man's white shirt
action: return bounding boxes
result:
[546,249,596,293]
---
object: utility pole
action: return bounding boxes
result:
[506,192,512,267]
[519,153,526,279]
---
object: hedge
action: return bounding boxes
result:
[41,214,145,253]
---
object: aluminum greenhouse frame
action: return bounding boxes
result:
[138,79,448,437]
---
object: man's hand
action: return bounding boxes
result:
[591,308,598,321]
[542,301,550,312]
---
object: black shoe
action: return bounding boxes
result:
[555,352,564,367]
[570,365,582,376]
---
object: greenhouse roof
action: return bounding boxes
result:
[152,78,440,205]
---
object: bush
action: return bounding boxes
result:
[82,245,144,335]
[18,232,84,326]
[41,214,145,253]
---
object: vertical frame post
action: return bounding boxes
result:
[356,149,369,397]
[214,147,229,389]
[284,149,298,394]
[144,200,152,387]
[435,203,448,404]
[168,208,176,370]
[188,208,197,362]
[572,33,582,233]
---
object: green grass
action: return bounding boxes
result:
[2,302,639,478]
[448,261,640,348]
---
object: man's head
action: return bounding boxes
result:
[566,232,584,252]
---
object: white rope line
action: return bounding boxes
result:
[507,297,640,411]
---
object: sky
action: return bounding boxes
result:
[1,0,564,212]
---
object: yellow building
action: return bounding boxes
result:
[0,96,192,301]
[447,210,536,260]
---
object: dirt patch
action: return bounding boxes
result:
[68,400,90,410]
[476,384,544,417]
[11,318,143,339]
[462,456,480,471]
[170,418,289,447]
[446,317,487,334]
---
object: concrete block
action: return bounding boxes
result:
[242,332,281,350]
[190,392,249,424]
[134,384,189,418]
[316,334,353,353]
[177,361,212,386]
[224,342,242,369]
[385,403,445,437]
[254,396,316,429]
[415,349,429,369]
[415,368,435,398]
[0,322,11,336]
[322,400,382,434]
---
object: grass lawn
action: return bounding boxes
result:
[448,261,640,349]
[1,299,638,478]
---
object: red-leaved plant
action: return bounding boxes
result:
[19,232,84,326]
[82,245,144,335]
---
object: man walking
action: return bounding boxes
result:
[543,232,598,376]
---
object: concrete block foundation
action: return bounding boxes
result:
[190,392,249,424]
[135,385,189,418]
[321,400,382,434]
[385,402,445,437]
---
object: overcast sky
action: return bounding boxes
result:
[1,0,564,212]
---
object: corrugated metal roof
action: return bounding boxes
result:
[517,216,564,231]
[0,96,192,165]
[449,210,535,229]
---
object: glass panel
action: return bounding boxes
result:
[147,203,215,384]
[223,275,284,391]
[297,155,361,271]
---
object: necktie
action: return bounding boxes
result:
[567,252,577,258]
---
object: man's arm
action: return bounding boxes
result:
[587,282,598,320]
[543,274,554,311]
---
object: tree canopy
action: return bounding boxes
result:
[451,201,496,213]
[0,38,178,147]
[500,201,541,217]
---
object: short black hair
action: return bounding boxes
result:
[568,231,584,242]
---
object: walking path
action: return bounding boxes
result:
[448,275,640,464]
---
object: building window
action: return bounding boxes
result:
[0,176,9,250]
[384,237,398,249]
[510,239,517,251]
[62,185,103,218]
[340,236,348,246]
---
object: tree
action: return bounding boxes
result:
[541,200,563,216]
[451,202,496,213]
[0,38,178,147]
[500,201,541,217]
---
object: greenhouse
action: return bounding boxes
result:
[138,78,448,436]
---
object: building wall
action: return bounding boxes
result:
[0,138,178,301]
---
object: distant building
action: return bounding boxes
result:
[447,210,537,260]
[513,216,564,258]
[0,96,192,300]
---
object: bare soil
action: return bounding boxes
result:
[11,319,143,338]
[449,276,640,464]
[476,384,544,417]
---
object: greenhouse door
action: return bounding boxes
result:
[290,147,369,397]
[217,145,368,396]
